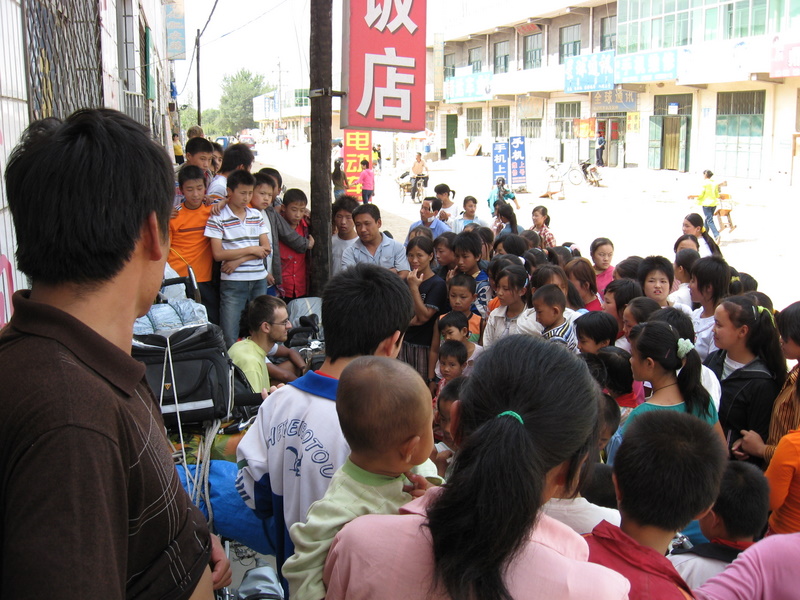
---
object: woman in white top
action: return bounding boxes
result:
[483,264,536,349]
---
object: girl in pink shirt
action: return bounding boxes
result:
[354,159,374,204]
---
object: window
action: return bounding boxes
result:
[559,24,581,64]
[468,47,482,72]
[520,118,542,138]
[426,110,435,133]
[444,53,455,79]
[494,41,509,74]
[491,105,510,139]
[294,89,309,107]
[466,107,483,137]
[555,102,580,139]
[717,90,766,115]
[523,33,543,69]
[600,16,617,50]
[676,11,691,45]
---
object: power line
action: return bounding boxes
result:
[203,0,292,45]
[177,0,219,99]
[199,0,220,37]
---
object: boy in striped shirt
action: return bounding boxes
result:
[205,169,270,347]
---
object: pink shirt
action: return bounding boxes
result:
[355,168,374,191]
[596,266,615,296]
[323,492,630,600]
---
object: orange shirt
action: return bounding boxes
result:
[488,296,501,314]
[168,204,214,282]
[766,429,800,534]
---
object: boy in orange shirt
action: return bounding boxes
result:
[169,165,218,323]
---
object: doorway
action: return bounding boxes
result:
[663,117,681,170]
[648,115,690,171]
[595,116,626,167]
[445,114,458,159]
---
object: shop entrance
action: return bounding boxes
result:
[649,94,693,172]
[595,114,626,167]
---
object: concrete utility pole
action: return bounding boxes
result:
[196,29,202,126]
[308,0,332,295]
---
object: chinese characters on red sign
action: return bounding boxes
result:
[342,0,426,132]
[343,129,373,196]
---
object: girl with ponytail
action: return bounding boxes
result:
[682,213,722,258]
[323,335,630,600]
[705,295,787,464]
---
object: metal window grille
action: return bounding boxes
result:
[493,41,509,74]
[468,47,482,72]
[653,93,694,115]
[523,33,542,69]
[466,107,482,137]
[520,118,542,138]
[444,53,455,78]
[559,24,581,64]
[491,105,510,138]
[601,16,617,50]
[716,90,766,115]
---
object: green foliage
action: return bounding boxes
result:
[201,108,222,136]
[179,105,198,132]
[218,69,273,135]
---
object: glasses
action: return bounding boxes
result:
[269,319,291,327]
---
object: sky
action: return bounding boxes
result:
[173,0,319,110]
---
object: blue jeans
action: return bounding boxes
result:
[220,278,268,348]
[361,189,374,204]
[702,206,719,239]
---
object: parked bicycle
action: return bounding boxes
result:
[543,157,586,186]
[396,171,426,203]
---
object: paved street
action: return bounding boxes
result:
[255,142,798,311]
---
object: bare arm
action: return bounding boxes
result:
[209,238,268,262]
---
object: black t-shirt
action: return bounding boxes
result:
[404,275,447,346]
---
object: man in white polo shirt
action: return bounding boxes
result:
[340,204,409,279]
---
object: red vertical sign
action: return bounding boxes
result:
[342,0,427,132]
[343,129,373,195]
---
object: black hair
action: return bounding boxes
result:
[352,203,381,221]
[495,203,518,235]
[332,194,359,216]
[259,167,282,189]
[434,183,455,198]
[426,197,443,212]
[462,195,478,208]
[615,411,727,531]
[178,164,206,188]
[777,301,800,345]
[674,234,700,253]
[674,248,701,274]
[360,159,370,168]
[614,256,643,280]
[476,226,495,247]
[532,283,566,311]
[590,237,614,257]
[737,272,758,293]
[439,375,467,406]
[282,188,308,207]
[407,235,435,256]
[629,321,711,418]
[649,307,695,340]
[562,242,582,258]
[565,280,586,310]
[580,352,608,389]
[684,213,722,256]
[713,462,769,540]
[519,230,540,249]
[448,273,477,294]
[495,234,526,257]
[426,335,600,600]
[4,109,173,285]
[691,255,730,306]
[532,205,551,226]
[530,264,568,291]
[604,278,643,318]
[575,311,619,346]
[238,295,286,338]
[522,248,548,275]
[625,296,661,325]
[487,254,519,283]
[433,231,457,250]
[497,265,531,307]
[322,264,413,361]
[547,246,573,267]
[744,291,773,313]
[220,143,254,173]
[227,169,256,192]
[720,296,787,387]
[409,225,435,241]
[439,310,469,333]
[596,346,634,397]
[565,257,598,296]
[254,172,277,189]
[439,339,468,364]
[638,255,675,290]
[452,231,482,259]
[599,392,621,438]
[210,141,224,154]
[580,463,617,510]
[184,136,214,155]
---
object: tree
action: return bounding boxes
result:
[201,108,221,136]
[179,104,198,133]
[218,69,272,135]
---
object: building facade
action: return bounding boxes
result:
[426,0,800,184]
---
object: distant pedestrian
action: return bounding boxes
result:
[172,133,184,164]
[354,159,375,204]
[284,136,290,151]
[596,133,606,167]
[688,170,721,243]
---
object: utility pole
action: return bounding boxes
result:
[195,29,201,126]
[308,0,332,295]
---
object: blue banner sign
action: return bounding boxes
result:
[509,136,527,186]
[564,50,615,93]
[444,72,493,103]
[165,0,186,60]
[492,142,509,184]
[614,49,678,83]
[591,89,638,112]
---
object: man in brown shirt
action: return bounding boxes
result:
[0,109,230,598]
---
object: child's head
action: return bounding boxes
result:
[622,296,660,339]
[360,159,369,170]
[648,306,695,341]
[699,462,769,542]
[434,183,454,203]
[637,255,674,306]
[406,235,435,273]
[258,167,283,192]
[532,284,566,330]
[532,205,550,228]
[178,165,206,208]
[439,340,468,382]
[530,264,569,299]
[447,274,477,313]
[575,311,619,354]
[596,346,634,398]
[590,237,614,271]
[598,392,621,450]
[226,169,256,207]
[520,229,540,249]
[494,234,526,257]
[251,172,276,211]
[674,234,700,254]
[184,136,214,170]
[409,225,435,241]
[462,195,478,217]
[580,463,617,510]
[452,231,482,275]
[337,357,433,469]
[282,188,308,227]
[495,264,530,309]
[220,143,255,173]
[476,226,495,260]
[674,248,700,284]
[433,232,457,268]
[487,254,519,288]
[565,257,599,300]
[777,301,800,361]
[615,411,727,531]
[439,311,470,343]
[436,376,467,449]
[210,142,224,174]
[689,255,730,306]
[332,195,359,237]
[603,278,643,328]
[613,255,643,280]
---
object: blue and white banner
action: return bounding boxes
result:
[492,142,509,184]
[564,50,615,93]
[509,136,527,186]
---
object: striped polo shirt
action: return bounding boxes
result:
[204,205,268,281]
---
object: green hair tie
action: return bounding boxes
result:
[756,304,776,326]
[496,410,524,425]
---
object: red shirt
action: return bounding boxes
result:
[279,218,309,299]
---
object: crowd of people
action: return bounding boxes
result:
[2,109,799,600]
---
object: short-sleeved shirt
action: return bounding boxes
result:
[331,235,358,276]
[228,338,277,392]
[206,174,227,199]
[205,205,268,281]
[341,234,410,272]
[404,275,447,346]
[404,219,451,245]
[169,203,214,282]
